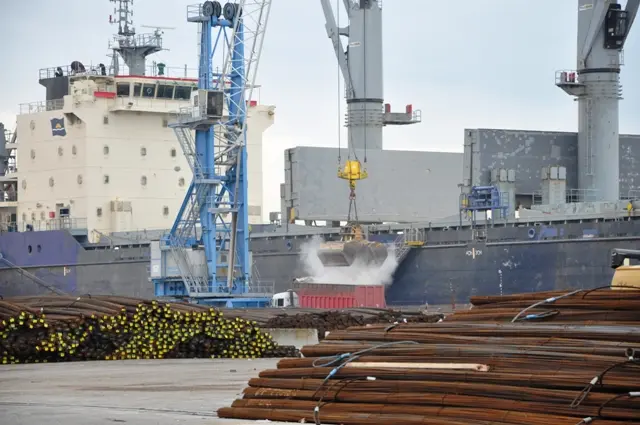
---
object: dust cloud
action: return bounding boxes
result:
[299,236,398,286]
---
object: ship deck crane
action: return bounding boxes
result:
[315,0,420,269]
[153,0,272,307]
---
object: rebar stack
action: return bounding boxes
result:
[0,295,295,364]
[0,296,442,364]
[448,288,640,324]
[222,307,443,340]
[219,288,640,424]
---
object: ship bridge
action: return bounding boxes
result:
[11,59,274,241]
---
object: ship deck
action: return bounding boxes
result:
[0,358,292,425]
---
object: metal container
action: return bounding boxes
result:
[293,283,386,309]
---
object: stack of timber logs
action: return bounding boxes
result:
[219,288,640,424]
[0,295,295,364]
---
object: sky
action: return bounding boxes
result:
[1,0,639,220]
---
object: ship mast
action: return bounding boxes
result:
[108,0,163,75]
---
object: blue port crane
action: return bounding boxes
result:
[152,1,272,307]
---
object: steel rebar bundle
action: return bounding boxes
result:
[219,288,640,424]
[221,307,443,340]
[0,296,441,364]
[0,295,296,364]
[448,288,640,324]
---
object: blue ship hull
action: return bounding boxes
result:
[0,217,638,304]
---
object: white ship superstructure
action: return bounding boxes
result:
[13,68,274,241]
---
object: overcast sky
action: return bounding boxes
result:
[1,0,639,218]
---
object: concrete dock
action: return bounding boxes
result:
[0,359,291,425]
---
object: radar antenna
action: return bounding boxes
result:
[108,0,163,76]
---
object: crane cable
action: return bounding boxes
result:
[337,0,341,168]
[337,0,360,166]
[362,0,367,163]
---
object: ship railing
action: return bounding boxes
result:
[39,63,108,80]
[39,62,198,80]
[566,189,600,203]
[3,218,88,233]
[532,188,601,205]
[555,70,582,86]
[247,280,276,296]
[112,62,199,79]
[19,99,64,115]
[392,232,411,264]
[171,105,246,124]
[623,189,640,201]
[108,33,163,52]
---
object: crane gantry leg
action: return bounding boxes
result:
[154,1,273,307]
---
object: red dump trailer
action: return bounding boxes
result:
[293,283,387,309]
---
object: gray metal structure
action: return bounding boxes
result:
[108,0,163,76]
[281,147,463,223]
[555,0,639,202]
[320,0,420,153]
[462,128,640,206]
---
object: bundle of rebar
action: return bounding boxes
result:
[219,288,640,424]
[222,307,443,340]
[0,295,296,364]
[446,287,640,324]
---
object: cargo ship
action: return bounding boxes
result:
[1,0,639,305]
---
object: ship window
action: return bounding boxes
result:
[157,85,174,99]
[116,83,130,97]
[141,176,147,185]
[170,148,177,157]
[103,145,110,155]
[163,206,169,216]
[141,84,156,98]
[178,177,185,187]
[133,83,142,96]
[140,147,147,156]
[174,86,192,100]
[96,207,103,217]
[103,175,110,184]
